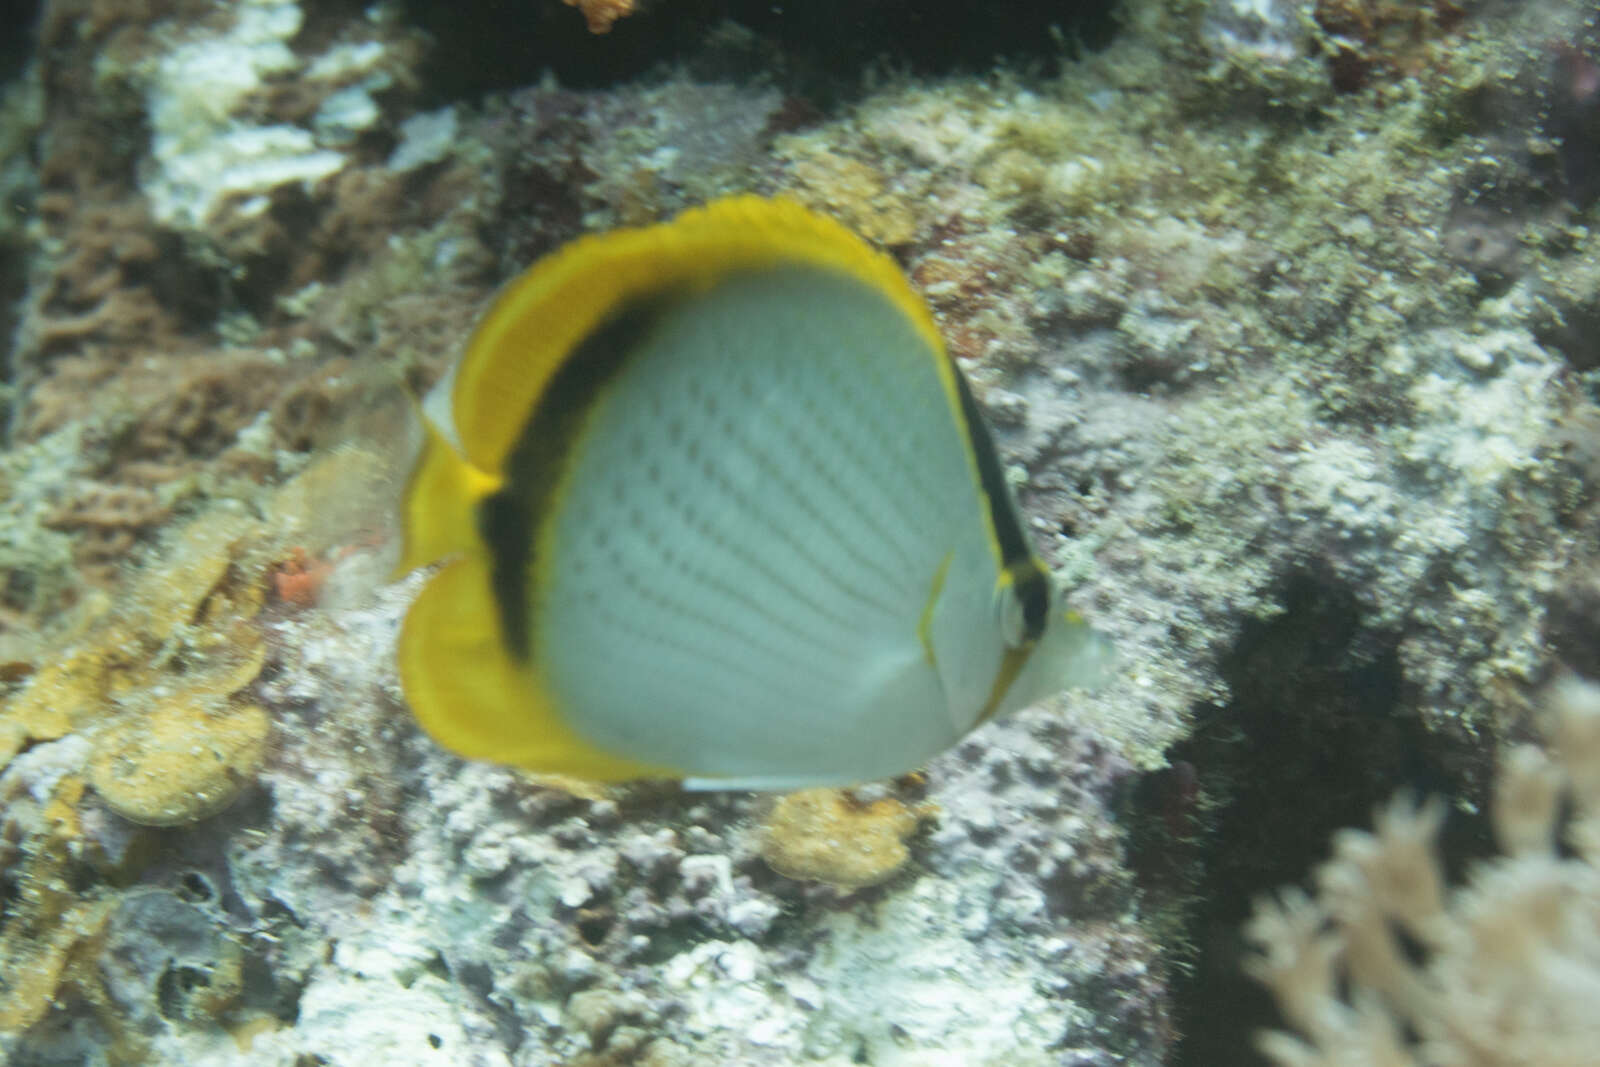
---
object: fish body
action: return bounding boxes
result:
[396,196,1109,789]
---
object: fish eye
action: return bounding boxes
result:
[994,583,1028,649]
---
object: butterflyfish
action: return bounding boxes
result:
[396,195,1110,790]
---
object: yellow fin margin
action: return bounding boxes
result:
[450,195,949,474]
[398,555,680,780]
[394,417,502,576]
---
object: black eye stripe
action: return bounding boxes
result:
[481,296,678,661]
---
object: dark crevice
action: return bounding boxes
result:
[399,0,1120,106]
[0,0,41,83]
[1123,570,1493,1067]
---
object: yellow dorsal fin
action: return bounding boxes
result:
[450,195,948,476]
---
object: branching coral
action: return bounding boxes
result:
[1244,677,1600,1066]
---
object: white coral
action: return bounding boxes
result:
[1245,677,1600,1067]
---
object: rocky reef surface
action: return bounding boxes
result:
[1,0,1598,1063]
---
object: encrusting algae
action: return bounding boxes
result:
[760,788,934,890]
[0,447,399,1043]
[2,507,273,822]
[1,446,395,805]
[0,782,122,1047]
[87,700,271,827]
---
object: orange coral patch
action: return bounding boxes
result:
[562,0,636,33]
[271,547,334,608]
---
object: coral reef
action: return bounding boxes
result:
[0,0,1597,1062]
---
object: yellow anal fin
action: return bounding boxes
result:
[398,555,678,781]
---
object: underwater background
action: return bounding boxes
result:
[2,0,1599,1063]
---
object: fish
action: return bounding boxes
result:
[395,195,1111,790]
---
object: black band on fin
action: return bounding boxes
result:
[947,356,1049,643]
[480,297,675,660]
